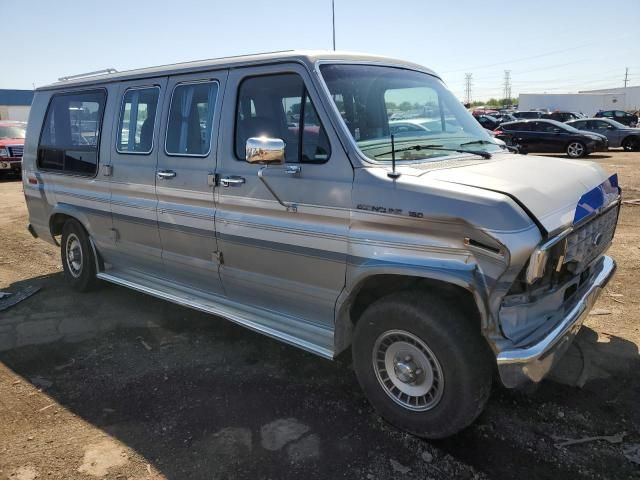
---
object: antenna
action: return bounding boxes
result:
[388,134,400,179]
[331,0,336,50]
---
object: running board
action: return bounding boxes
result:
[96,271,334,359]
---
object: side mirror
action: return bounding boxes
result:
[246,137,285,164]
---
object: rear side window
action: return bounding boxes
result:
[235,73,331,163]
[38,89,106,175]
[165,81,218,156]
[571,120,587,129]
[117,87,160,154]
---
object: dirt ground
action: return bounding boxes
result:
[0,151,639,480]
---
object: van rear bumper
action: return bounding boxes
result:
[496,255,616,388]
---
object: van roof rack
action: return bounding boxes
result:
[58,68,118,82]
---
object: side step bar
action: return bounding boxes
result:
[96,271,334,359]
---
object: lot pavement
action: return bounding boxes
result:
[1,152,640,479]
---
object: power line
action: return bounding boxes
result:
[440,34,635,74]
[464,73,472,104]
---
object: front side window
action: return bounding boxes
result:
[320,64,499,162]
[166,81,218,156]
[117,87,160,153]
[38,90,106,175]
[235,73,331,163]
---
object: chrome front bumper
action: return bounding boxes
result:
[496,255,616,388]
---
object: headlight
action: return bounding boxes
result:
[0,148,8,157]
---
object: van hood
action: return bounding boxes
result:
[422,153,618,235]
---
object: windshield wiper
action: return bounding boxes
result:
[375,143,492,160]
[459,139,496,147]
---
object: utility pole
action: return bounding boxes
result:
[464,73,473,105]
[624,67,629,88]
[332,0,336,51]
[503,70,512,106]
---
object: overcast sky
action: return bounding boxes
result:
[2,0,639,100]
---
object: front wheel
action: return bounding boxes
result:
[61,219,98,292]
[566,141,587,158]
[622,137,640,152]
[352,291,492,439]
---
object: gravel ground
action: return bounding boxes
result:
[1,151,639,480]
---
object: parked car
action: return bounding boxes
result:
[595,110,638,127]
[23,51,619,439]
[0,121,26,178]
[542,111,585,122]
[512,110,544,119]
[566,118,640,151]
[474,114,501,130]
[494,119,608,157]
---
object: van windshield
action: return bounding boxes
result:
[319,64,501,162]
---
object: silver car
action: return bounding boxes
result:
[567,117,640,150]
[22,51,619,439]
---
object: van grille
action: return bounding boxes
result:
[8,145,24,158]
[563,205,618,271]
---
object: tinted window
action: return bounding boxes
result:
[535,122,564,133]
[117,87,160,153]
[166,81,218,156]
[235,73,330,163]
[571,120,587,130]
[588,120,610,131]
[38,90,106,175]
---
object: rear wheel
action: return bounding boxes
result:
[622,137,640,152]
[566,141,586,158]
[61,219,98,292]
[352,291,492,439]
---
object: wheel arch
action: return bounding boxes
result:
[333,269,488,356]
[49,205,93,242]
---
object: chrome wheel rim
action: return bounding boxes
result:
[567,142,584,157]
[65,233,83,278]
[372,330,444,411]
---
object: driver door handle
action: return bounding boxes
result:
[157,170,177,180]
[220,175,246,187]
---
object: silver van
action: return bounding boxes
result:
[23,51,619,438]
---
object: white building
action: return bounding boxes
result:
[579,86,640,111]
[518,85,640,116]
[0,89,34,122]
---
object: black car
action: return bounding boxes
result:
[511,110,544,119]
[494,119,608,158]
[594,110,638,127]
[474,114,501,130]
[542,111,585,122]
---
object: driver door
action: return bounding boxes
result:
[214,64,352,328]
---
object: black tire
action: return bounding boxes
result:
[622,136,640,152]
[352,290,492,439]
[566,141,587,158]
[61,219,98,292]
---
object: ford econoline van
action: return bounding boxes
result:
[23,51,619,438]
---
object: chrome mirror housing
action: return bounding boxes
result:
[246,137,285,164]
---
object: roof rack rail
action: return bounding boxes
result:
[58,68,118,82]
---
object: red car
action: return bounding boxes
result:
[0,121,26,178]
